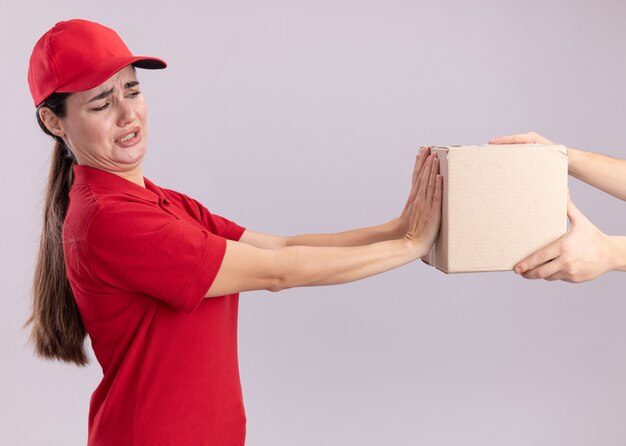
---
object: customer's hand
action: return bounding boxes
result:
[489,131,555,146]
[514,194,614,283]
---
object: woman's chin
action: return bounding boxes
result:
[115,146,146,165]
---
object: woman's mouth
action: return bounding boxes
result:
[121,132,136,142]
[116,128,141,147]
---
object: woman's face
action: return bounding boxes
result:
[56,65,148,178]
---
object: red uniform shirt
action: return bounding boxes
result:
[63,165,246,446]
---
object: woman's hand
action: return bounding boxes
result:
[397,147,431,235]
[403,149,443,256]
[513,194,614,282]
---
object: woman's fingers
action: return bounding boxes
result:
[413,146,430,184]
[416,154,435,202]
[409,148,430,199]
[426,172,443,230]
[434,174,443,205]
[412,153,439,209]
[411,148,430,196]
[408,154,442,233]
[426,155,439,206]
[400,148,432,226]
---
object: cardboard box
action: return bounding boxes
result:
[422,144,568,273]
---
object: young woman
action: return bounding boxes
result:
[27,19,442,445]
[491,131,626,282]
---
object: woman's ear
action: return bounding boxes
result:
[39,107,66,138]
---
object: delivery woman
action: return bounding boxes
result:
[27,19,442,445]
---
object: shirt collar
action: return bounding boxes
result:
[72,164,166,204]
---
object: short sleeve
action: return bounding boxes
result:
[87,203,225,313]
[160,188,245,241]
[193,200,245,241]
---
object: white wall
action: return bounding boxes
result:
[2,1,625,444]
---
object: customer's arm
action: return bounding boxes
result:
[568,148,626,201]
[490,131,626,282]
[490,131,626,200]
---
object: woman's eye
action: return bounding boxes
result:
[128,90,142,98]
[91,102,110,112]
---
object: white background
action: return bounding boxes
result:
[2,1,626,444]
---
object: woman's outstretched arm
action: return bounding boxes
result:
[206,152,442,297]
[239,148,431,249]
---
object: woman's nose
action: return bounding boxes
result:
[116,99,137,127]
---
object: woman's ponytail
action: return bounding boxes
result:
[27,93,88,366]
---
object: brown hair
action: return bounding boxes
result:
[27,92,88,366]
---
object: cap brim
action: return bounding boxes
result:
[56,55,167,95]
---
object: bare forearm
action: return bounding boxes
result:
[284,219,403,248]
[273,238,420,290]
[209,150,442,297]
[208,237,424,297]
[609,236,626,272]
[569,148,626,200]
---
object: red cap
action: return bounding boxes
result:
[28,19,166,107]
